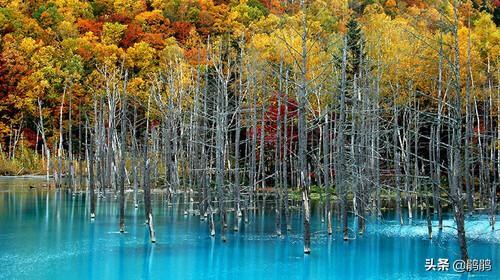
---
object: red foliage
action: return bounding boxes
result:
[249,92,299,149]
[150,120,160,129]
[0,54,12,99]
[76,19,103,36]
[76,45,93,61]
[198,10,215,35]
[0,22,15,36]
[260,0,284,14]
[101,13,132,24]
[0,54,30,103]
[151,23,172,36]
[120,23,143,48]
[22,127,37,149]
[0,51,32,145]
[172,22,194,44]
[184,47,207,65]
[260,0,272,10]
[140,33,165,49]
[401,0,428,9]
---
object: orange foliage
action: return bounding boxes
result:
[140,33,165,49]
[172,22,194,44]
[77,19,103,36]
[76,45,93,61]
[101,13,132,24]
[184,47,207,65]
[120,23,143,48]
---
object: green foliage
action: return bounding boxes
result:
[290,185,331,201]
[0,146,45,175]
[90,0,109,17]
[231,1,267,26]
[187,7,200,23]
[101,22,127,45]
[247,0,269,16]
[162,0,181,22]
[346,17,364,77]
[32,3,62,27]
[0,8,15,31]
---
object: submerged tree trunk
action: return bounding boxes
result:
[68,94,75,194]
[132,106,139,208]
[143,96,156,243]
[57,85,67,188]
[449,0,469,261]
[337,37,349,242]
[323,113,332,235]
[283,69,291,231]
[298,0,311,254]
[87,115,96,220]
[119,93,127,233]
[393,102,403,225]
[275,87,283,236]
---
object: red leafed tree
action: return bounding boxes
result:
[184,47,207,65]
[76,19,103,36]
[250,92,299,152]
[0,47,31,150]
[120,23,143,48]
[140,33,165,49]
[101,13,132,24]
[172,22,194,44]
[21,127,37,149]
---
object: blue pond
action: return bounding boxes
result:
[0,177,498,280]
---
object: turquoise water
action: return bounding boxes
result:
[0,177,498,280]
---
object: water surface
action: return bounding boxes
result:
[0,177,498,279]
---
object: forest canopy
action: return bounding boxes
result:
[0,0,498,151]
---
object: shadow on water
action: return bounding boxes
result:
[0,177,498,280]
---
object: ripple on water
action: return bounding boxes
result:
[367,217,500,244]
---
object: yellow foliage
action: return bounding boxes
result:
[385,0,396,8]
[101,22,127,45]
[113,0,146,15]
[19,37,42,55]
[126,41,156,70]
[94,43,125,66]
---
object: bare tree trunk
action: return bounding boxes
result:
[337,37,349,241]
[86,114,96,219]
[323,113,332,235]
[37,98,51,182]
[57,85,67,188]
[464,19,474,215]
[275,86,283,236]
[215,74,226,242]
[250,77,258,212]
[143,96,156,243]
[393,101,403,225]
[449,0,468,261]
[132,106,139,208]
[234,49,243,231]
[283,69,291,231]
[68,94,75,194]
[119,88,127,233]
[298,0,311,254]
[436,36,444,230]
